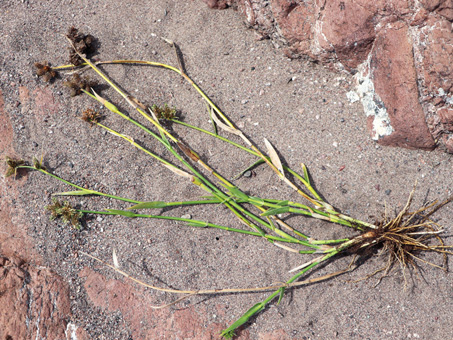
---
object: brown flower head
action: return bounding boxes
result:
[4,156,25,178]
[63,73,98,97]
[152,104,177,120]
[67,27,96,66]
[81,108,103,126]
[46,198,83,229]
[34,61,57,82]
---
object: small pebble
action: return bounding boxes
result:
[68,162,74,168]
[333,142,338,148]
[181,214,191,219]
[340,118,345,122]
[96,216,103,222]
[385,189,391,195]
[243,170,252,177]
[241,99,248,104]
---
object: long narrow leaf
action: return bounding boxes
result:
[128,201,168,210]
[106,209,137,217]
[261,206,290,217]
[53,190,94,196]
[220,302,266,338]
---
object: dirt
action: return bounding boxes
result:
[1,0,452,339]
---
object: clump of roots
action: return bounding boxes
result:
[355,187,452,286]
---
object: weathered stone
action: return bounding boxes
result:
[371,22,435,149]
[0,256,71,340]
[79,267,234,339]
[439,107,453,124]
[202,0,453,152]
[0,88,86,339]
[202,0,232,9]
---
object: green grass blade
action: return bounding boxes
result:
[105,209,137,217]
[53,190,95,196]
[260,206,290,217]
[128,201,168,209]
[220,302,266,338]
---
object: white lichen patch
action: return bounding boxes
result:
[65,322,79,340]
[346,90,360,103]
[355,54,393,140]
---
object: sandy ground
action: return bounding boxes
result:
[1,1,453,339]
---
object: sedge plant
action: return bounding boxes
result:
[6,28,452,338]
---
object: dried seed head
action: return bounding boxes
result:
[152,104,177,120]
[34,61,57,82]
[32,156,47,171]
[67,27,96,66]
[63,73,98,97]
[81,108,102,126]
[46,198,83,229]
[4,156,25,178]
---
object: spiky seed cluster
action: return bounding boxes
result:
[32,156,47,171]
[152,104,177,120]
[81,108,102,126]
[67,27,96,66]
[34,61,57,82]
[63,73,98,97]
[46,199,83,229]
[4,156,25,178]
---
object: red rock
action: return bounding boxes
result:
[318,0,376,70]
[439,107,453,124]
[204,0,453,152]
[270,1,316,56]
[0,256,71,340]
[202,0,232,9]
[371,22,435,149]
[411,8,429,26]
[79,266,228,339]
[443,134,453,153]
[0,89,83,339]
[421,0,453,20]
[33,87,60,119]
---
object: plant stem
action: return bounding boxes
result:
[17,165,139,203]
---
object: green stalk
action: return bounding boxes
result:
[83,84,294,242]
[17,165,139,203]
[172,119,322,200]
[220,247,345,338]
[78,208,322,249]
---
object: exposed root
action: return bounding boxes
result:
[354,185,452,287]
